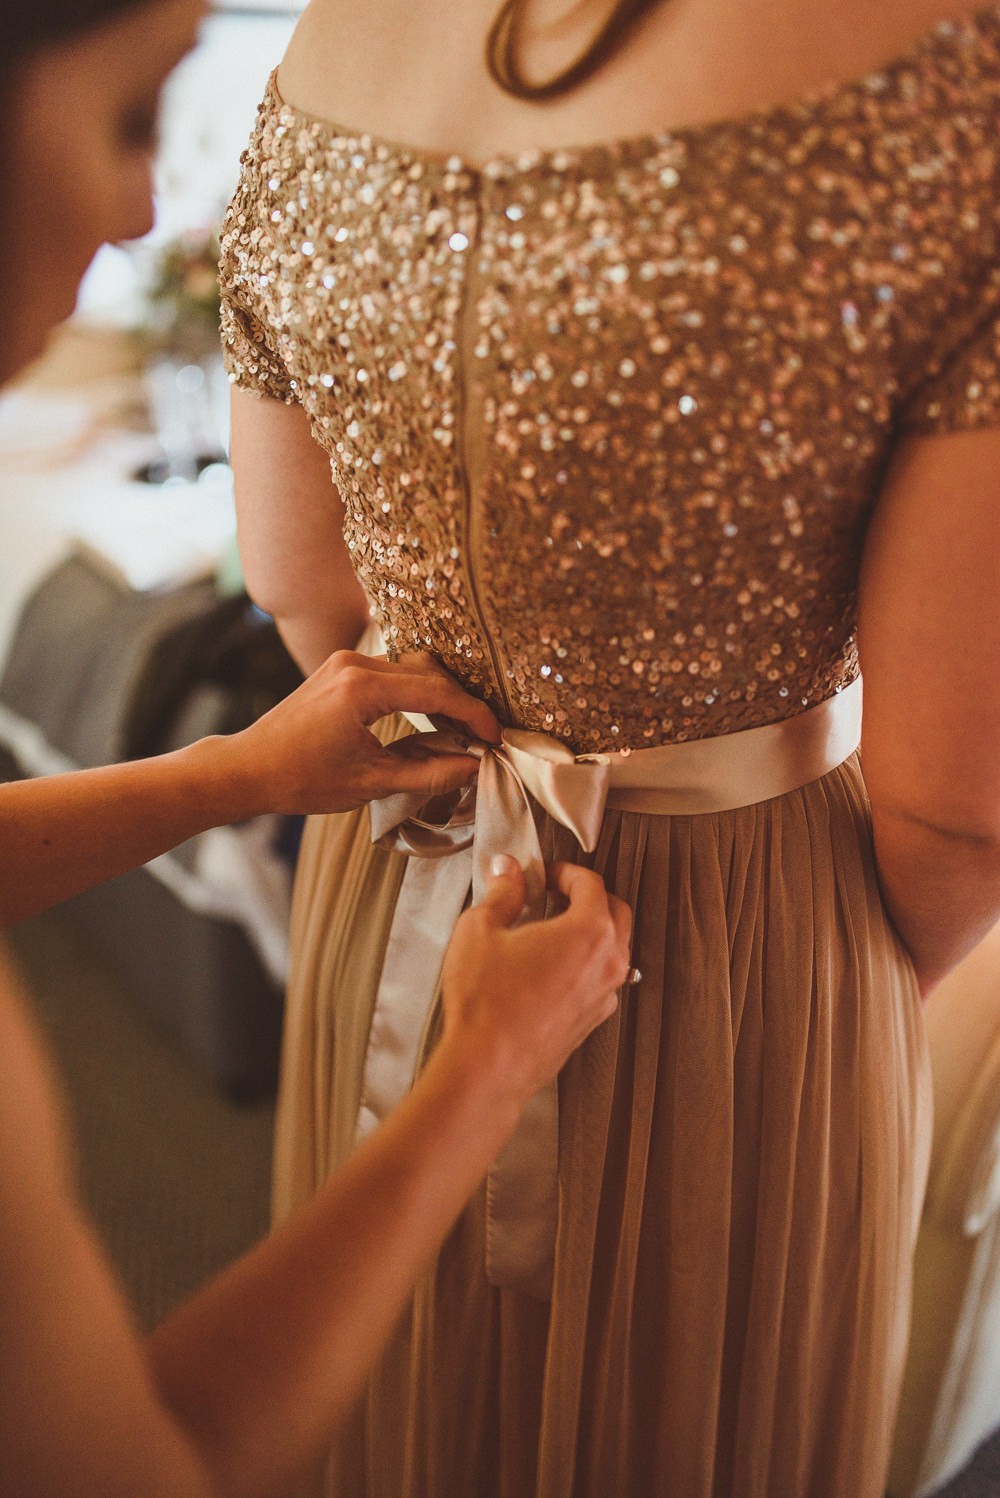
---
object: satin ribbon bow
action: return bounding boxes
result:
[370,725,611,908]
[355,680,866,1298]
[360,726,611,1300]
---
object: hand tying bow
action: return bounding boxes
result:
[369,726,613,917]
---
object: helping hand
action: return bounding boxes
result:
[440,858,632,1106]
[231,649,501,816]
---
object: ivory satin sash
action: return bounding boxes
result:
[357,676,863,1300]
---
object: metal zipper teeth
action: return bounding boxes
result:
[453,199,516,725]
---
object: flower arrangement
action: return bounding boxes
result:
[143,225,222,358]
[132,224,229,481]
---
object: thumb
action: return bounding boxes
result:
[477,854,527,928]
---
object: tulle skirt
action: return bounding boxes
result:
[273,743,931,1498]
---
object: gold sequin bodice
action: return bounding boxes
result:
[220,7,1000,752]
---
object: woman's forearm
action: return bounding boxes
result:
[871,804,1000,997]
[0,652,496,929]
[0,737,258,926]
[146,1035,523,1498]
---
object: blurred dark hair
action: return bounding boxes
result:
[0,0,153,162]
[486,0,662,100]
[0,0,152,65]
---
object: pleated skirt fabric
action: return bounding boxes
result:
[273,745,932,1498]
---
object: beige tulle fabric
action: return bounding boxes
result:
[216,12,1000,1494]
[275,745,930,1498]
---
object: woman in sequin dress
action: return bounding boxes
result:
[220,1,1000,1493]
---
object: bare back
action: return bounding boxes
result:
[278,0,985,163]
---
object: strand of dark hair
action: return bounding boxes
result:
[485,0,662,101]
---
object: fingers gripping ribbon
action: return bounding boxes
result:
[370,727,611,914]
[360,728,614,1300]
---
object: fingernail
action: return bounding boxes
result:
[490,853,519,878]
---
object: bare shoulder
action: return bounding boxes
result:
[278,0,999,159]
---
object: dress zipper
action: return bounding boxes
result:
[453,202,516,725]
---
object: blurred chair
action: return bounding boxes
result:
[889,919,1000,1497]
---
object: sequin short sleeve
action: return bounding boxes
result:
[217,146,297,404]
[218,295,295,402]
[899,269,1000,434]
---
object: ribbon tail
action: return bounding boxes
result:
[355,850,473,1146]
[468,751,558,1296]
[363,727,606,1300]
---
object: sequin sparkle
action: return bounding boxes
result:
[220,8,1000,750]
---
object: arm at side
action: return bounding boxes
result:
[230,388,371,673]
[858,426,1000,996]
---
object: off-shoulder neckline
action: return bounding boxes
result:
[267,2,1000,174]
